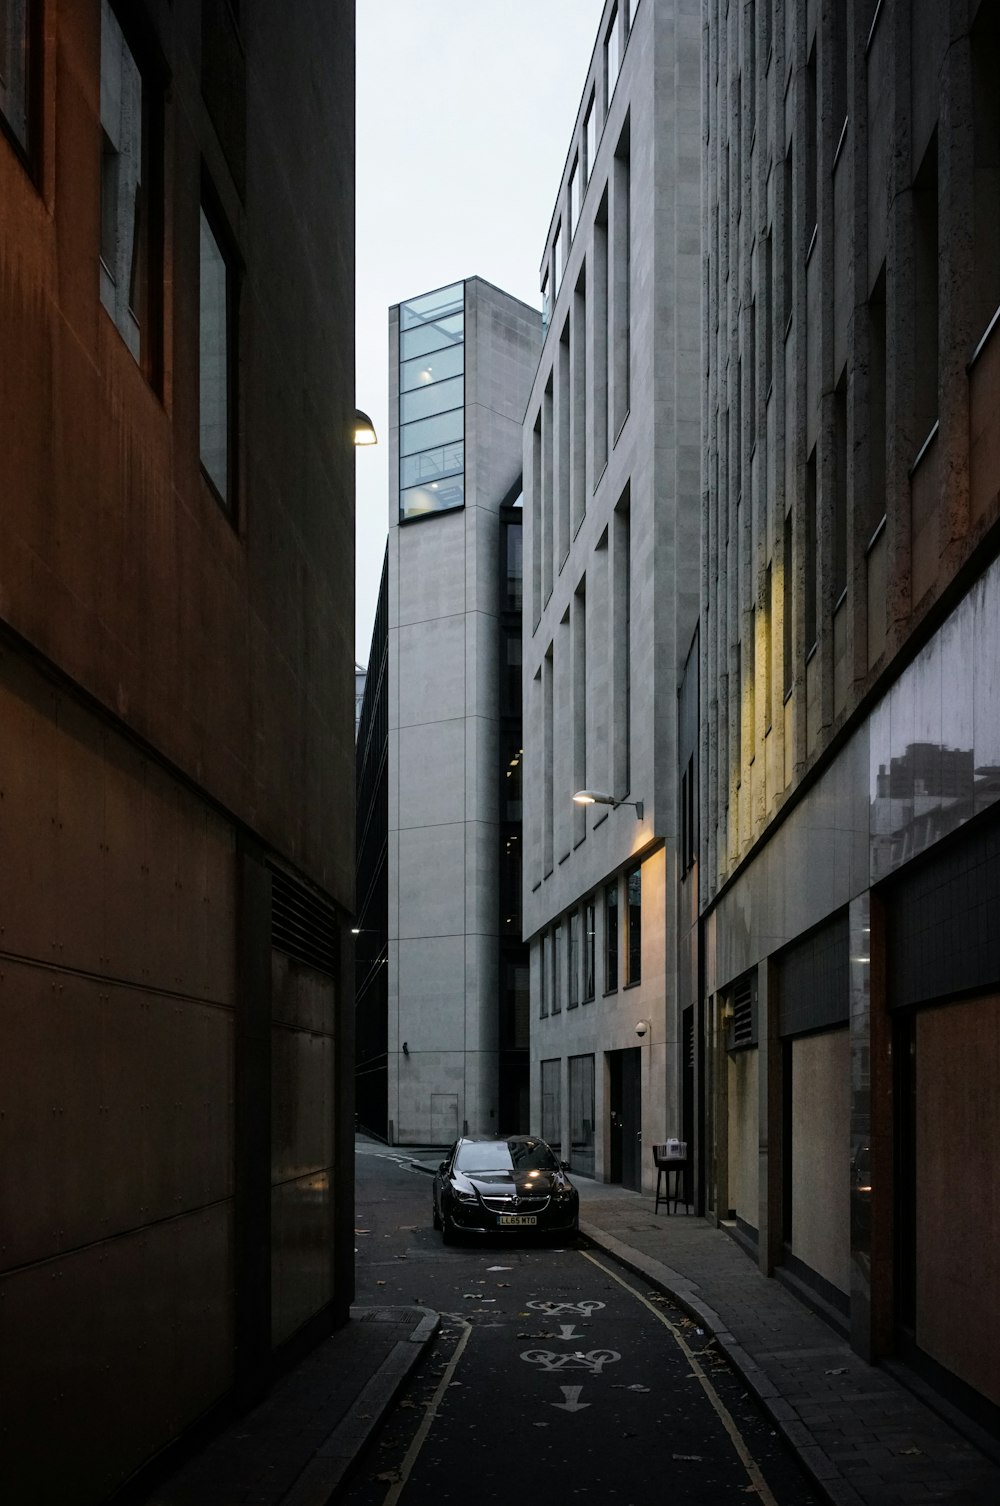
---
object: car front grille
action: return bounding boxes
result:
[480,1194,550,1214]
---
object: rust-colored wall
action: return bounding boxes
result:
[0,0,355,901]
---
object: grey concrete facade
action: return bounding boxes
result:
[522,0,703,1191]
[701,0,1000,1418]
[387,278,542,1146]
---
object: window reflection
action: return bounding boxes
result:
[399,282,465,521]
[1,0,31,152]
[199,208,231,505]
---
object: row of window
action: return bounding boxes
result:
[540,1052,596,1176]
[397,282,465,522]
[542,0,639,323]
[531,132,630,630]
[3,1,238,513]
[538,863,641,1018]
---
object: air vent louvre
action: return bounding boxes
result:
[269,864,337,974]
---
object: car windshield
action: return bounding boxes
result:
[454,1139,559,1174]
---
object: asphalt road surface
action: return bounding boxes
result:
[347,1142,821,1506]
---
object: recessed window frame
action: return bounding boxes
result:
[0,0,41,170]
[99,0,165,388]
[199,186,240,518]
[624,863,641,986]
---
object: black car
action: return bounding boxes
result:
[432,1135,579,1243]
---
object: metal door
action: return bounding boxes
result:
[609,1048,642,1190]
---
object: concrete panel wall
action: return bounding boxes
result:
[727,1048,759,1230]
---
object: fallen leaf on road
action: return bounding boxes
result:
[899,1447,924,1456]
[824,1367,846,1376]
[487,1265,512,1271]
[673,1454,703,1461]
[376,1471,400,1483]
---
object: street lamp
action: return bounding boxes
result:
[572,788,644,821]
[354,408,378,446]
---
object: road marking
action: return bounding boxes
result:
[557,1323,582,1341]
[520,1347,620,1374]
[526,1299,605,1317]
[580,1252,780,1506]
[552,1385,590,1413]
[381,1318,473,1506]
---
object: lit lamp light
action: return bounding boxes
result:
[572,788,644,821]
[354,408,378,446]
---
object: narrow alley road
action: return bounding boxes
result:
[345,1143,821,1505]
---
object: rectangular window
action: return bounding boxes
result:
[554,221,564,294]
[541,1059,561,1151]
[614,499,631,795]
[805,42,818,247]
[573,579,587,827]
[553,920,563,1013]
[605,5,620,111]
[593,193,610,478]
[584,92,596,183]
[832,0,848,149]
[782,508,794,696]
[913,133,939,448]
[540,933,549,1018]
[764,232,774,392]
[504,522,523,613]
[0,0,34,155]
[569,1054,595,1178]
[605,880,618,992]
[805,449,818,653]
[199,204,236,509]
[584,898,596,1001]
[568,911,580,1007]
[625,864,641,985]
[101,1,160,376]
[569,155,580,240]
[612,128,630,438]
[541,270,550,331]
[783,145,794,330]
[833,371,848,603]
[867,266,887,540]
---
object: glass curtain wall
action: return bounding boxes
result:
[398,281,465,521]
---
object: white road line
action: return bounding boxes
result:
[552,1385,590,1413]
[581,1251,781,1506]
[381,1318,473,1506]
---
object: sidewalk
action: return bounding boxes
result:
[574,1181,1000,1506]
[143,1306,438,1506]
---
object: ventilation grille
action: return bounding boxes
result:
[684,1010,695,1071]
[269,864,337,974]
[730,974,756,1050]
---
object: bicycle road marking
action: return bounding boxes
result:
[580,1250,780,1506]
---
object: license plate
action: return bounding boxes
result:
[499,1214,537,1226]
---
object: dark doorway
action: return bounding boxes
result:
[682,1006,695,1206]
[608,1047,642,1190]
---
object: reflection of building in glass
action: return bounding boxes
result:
[387,278,542,1145]
[699,0,1000,1427]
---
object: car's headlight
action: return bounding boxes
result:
[554,1184,575,1201]
[453,1185,478,1203]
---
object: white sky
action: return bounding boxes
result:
[355,0,606,660]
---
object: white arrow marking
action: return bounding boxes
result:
[557,1324,582,1341]
[552,1385,590,1413]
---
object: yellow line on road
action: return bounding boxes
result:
[581,1250,780,1506]
[382,1317,473,1506]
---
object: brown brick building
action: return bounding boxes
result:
[0,1,356,1497]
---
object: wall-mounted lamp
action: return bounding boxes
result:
[402,1041,410,1056]
[354,408,378,446]
[572,788,644,821]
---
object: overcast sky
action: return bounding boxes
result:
[355,0,606,660]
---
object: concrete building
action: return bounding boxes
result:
[356,548,389,1141]
[521,0,703,1190]
[700,0,1000,1425]
[386,278,541,1145]
[0,2,356,1498]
